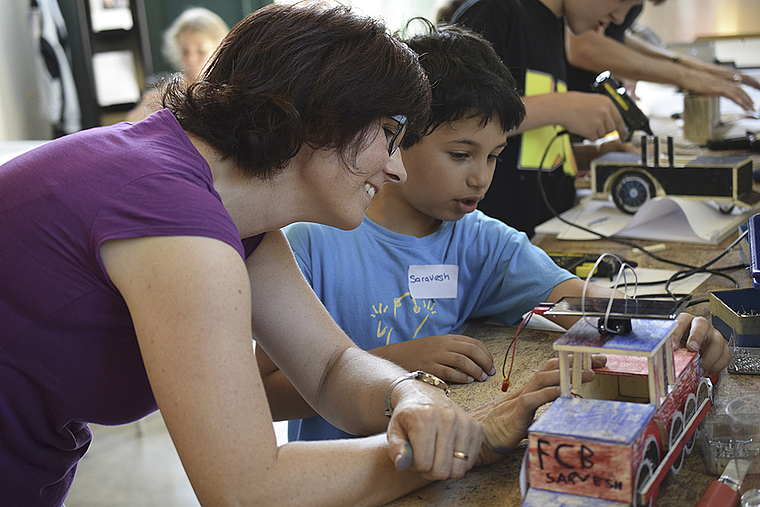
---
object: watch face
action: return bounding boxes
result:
[417,372,449,394]
[386,371,450,417]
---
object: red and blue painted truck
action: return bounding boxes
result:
[521,317,713,507]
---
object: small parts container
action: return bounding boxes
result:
[709,289,760,374]
[710,289,760,347]
[698,413,738,476]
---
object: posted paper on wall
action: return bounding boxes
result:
[92,50,141,106]
[89,0,133,32]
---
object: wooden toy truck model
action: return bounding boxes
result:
[521,318,713,507]
[590,148,758,215]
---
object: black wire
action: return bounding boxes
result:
[662,231,747,298]
[535,131,749,299]
[631,292,693,298]
[686,297,709,307]
[535,134,674,261]
[715,263,747,272]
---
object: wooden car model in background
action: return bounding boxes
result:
[590,147,758,215]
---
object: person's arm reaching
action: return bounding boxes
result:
[257,331,496,421]
[256,344,320,421]
[624,30,760,92]
[516,92,628,141]
[472,354,606,464]
[566,28,757,111]
[100,231,483,505]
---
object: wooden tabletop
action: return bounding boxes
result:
[387,231,758,506]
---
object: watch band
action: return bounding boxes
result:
[384,370,450,417]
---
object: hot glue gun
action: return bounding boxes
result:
[592,71,654,141]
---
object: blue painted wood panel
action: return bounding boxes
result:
[529,397,656,445]
[553,318,677,354]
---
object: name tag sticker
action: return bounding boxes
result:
[408,264,458,299]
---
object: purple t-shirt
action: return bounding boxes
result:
[0,109,263,506]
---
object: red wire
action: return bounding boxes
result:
[501,311,534,392]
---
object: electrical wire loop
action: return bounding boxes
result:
[579,253,638,334]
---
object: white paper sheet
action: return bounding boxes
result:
[88,0,133,32]
[536,196,753,244]
[92,50,141,106]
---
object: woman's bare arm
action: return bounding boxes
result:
[100,232,482,505]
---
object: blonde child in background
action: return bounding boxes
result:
[126,7,228,121]
[162,7,229,83]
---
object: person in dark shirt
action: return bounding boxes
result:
[451,0,649,236]
[566,4,759,110]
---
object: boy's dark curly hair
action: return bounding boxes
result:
[398,18,525,148]
[163,2,431,179]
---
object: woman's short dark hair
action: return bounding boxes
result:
[163,2,431,179]
[398,18,525,148]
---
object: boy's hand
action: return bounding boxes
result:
[371,334,495,384]
[471,354,606,465]
[672,313,731,376]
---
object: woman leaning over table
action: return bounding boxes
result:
[0,3,595,506]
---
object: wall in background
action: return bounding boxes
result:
[638,0,760,43]
[354,0,760,41]
[343,0,438,31]
[0,0,52,141]
[55,0,270,130]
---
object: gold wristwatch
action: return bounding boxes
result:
[385,370,450,417]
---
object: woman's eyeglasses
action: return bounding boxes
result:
[387,115,407,156]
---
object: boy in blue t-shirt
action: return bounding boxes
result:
[257,21,729,443]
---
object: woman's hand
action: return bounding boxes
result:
[672,313,731,376]
[386,379,483,481]
[372,334,496,384]
[472,355,607,465]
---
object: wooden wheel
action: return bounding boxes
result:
[634,458,655,507]
[697,377,713,406]
[683,393,698,454]
[612,170,655,214]
[643,435,660,469]
[669,411,686,474]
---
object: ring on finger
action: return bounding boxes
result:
[453,451,469,460]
